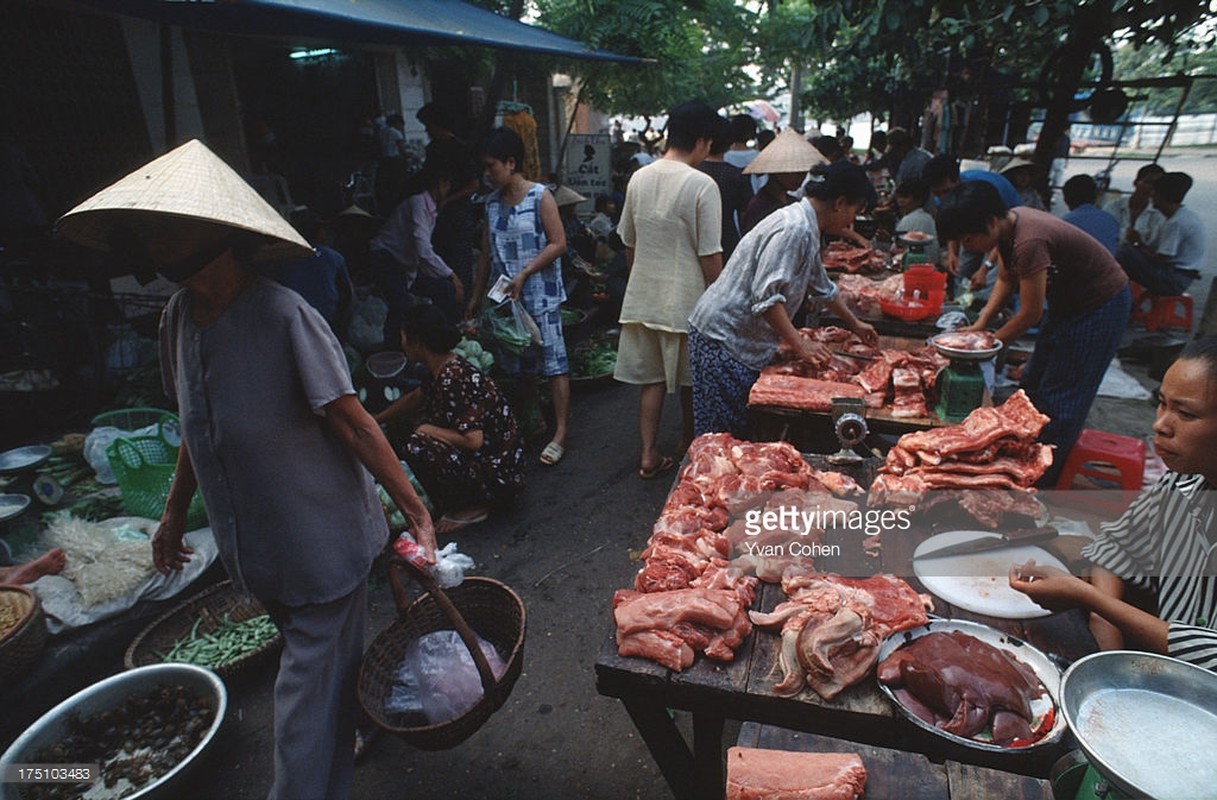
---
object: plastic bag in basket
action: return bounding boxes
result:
[385,630,507,724]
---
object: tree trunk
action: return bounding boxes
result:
[470,0,526,154]
[789,63,803,133]
[1033,15,1103,206]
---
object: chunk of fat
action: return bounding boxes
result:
[726,747,867,800]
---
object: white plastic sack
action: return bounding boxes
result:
[385,630,507,724]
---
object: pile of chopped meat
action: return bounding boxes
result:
[836,273,904,317]
[822,240,890,274]
[752,328,949,420]
[726,747,867,800]
[749,570,933,699]
[868,390,1052,528]
[617,434,862,671]
[877,630,1054,747]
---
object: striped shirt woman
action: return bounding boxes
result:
[1082,472,1217,669]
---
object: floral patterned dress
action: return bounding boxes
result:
[402,356,525,510]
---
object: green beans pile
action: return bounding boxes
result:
[159,613,278,669]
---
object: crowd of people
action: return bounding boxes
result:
[2,96,1213,799]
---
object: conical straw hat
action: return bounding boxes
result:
[742,129,829,175]
[57,139,312,263]
[552,185,587,207]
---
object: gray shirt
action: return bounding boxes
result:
[689,198,839,369]
[160,278,386,605]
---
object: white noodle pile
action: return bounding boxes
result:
[40,517,156,607]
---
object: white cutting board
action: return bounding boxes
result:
[913,530,1067,619]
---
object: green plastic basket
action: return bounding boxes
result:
[91,407,178,432]
[105,424,207,530]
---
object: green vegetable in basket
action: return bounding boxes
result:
[159,613,279,669]
[560,308,582,326]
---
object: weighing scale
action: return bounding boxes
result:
[899,231,935,267]
[828,397,867,465]
[1049,650,1217,800]
[930,333,1002,423]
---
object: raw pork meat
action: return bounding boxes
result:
[749,372,867,411]
[750,573,933,699]
[726,747,867,800]
[933,330,1000,352]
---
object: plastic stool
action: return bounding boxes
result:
[1146,294,1194,332]
[1129,284,1152,327]
[1056,429,1146,491]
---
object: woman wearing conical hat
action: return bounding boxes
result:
[58,140,434,800]
[739,128,828,235]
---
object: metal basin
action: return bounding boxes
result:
[0,664,227,800]
[1061,650,1217,800]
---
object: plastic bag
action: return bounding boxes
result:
[384,630,507,724]
[346,292,389,352]
[936,310,970,331]
[84,423,160,484]
[433,542,475,589]
[482,300,541,353]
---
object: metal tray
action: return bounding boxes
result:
[0,444,51,474]
[877,618,1066,752]
[1061,650,1217,800]
[928,331,1003,361]
[0,494,31,523]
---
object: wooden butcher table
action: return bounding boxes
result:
[594,457,1095,800]
[748,334,977,452]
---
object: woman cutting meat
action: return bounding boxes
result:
[1010,336,1217,671]
[936,181,1130,485]
[688,161,878,437]
[376,305,525,533]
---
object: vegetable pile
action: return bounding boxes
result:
[572,339,618,379]
[452,338,494,371]
[158,613,279,670]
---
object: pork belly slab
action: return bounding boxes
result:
[726,747,866,800]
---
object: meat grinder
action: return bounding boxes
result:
[828,397,867,465]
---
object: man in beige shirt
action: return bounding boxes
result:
[615,100,723,478]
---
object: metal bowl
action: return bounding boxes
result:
[877,618,1066,752]
[0,494,31,523]
[0,444,52,475]
[0,664,227,800]
[1061,650,1217,800]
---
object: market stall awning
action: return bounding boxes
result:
[67,0,639,62]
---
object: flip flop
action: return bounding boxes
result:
[540,441,565,466]
[639,456,676,479]
[354,724,381,762]
[436,509,490,533]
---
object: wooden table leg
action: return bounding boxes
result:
[621,695,696,800]
[691,711,726,800]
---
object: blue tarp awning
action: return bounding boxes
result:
[68,0,638,62]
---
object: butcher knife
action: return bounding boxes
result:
[916,527,1058,560]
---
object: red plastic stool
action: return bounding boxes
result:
[1056,429,1146,491]
[1146,294,1194,332]
[1129,284,1153,327]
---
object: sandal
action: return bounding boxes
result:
[639,456,676,479]
[539,441,565,466]
[436,509,490,533]
[354,724,381,762]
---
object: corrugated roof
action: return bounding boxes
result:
[69,0,638,62]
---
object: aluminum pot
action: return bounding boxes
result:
[0,663,227,800]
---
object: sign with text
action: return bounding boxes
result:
[563,134,611,216]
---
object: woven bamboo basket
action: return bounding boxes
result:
[124,580,282,679]
[359,558,526,750]
[0,585,47,683]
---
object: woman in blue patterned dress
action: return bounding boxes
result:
[467,127,570,466]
